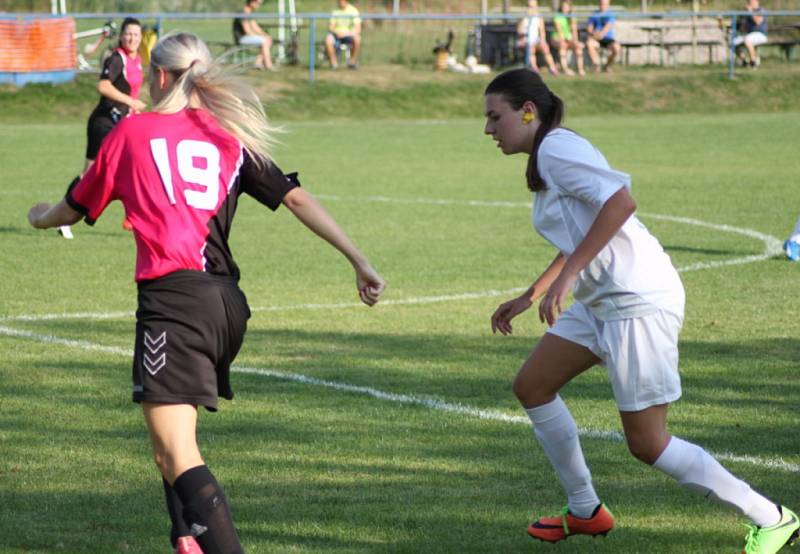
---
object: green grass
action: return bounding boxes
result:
[1,109,799,553]
[2,63,800,125]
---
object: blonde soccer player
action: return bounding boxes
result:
[483,68,798,553]
[28,32,385,553]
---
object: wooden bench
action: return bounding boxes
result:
[208,28,300,66]
[619,41,648,65]
[620,39,722,65]
[760,38,800,61]
[662,40,724,64]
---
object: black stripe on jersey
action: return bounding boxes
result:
[201,151,300,278]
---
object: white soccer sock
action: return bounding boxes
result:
[653,436,780,527]
[525,396,600,519]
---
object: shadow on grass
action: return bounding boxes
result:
[662,244,741,256]
[2,336,798,552]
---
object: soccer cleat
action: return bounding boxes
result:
[176,535,204,554]
[57,225,74,239]
[527,504,615,543]
[741,506,799,554]
[784,239,800,261]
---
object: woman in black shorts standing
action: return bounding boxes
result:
[58,17,146,239]
[29,32,386,553]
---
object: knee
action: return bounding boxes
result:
[152,449,170,476]
[512,374,550,407]
[625,435,666,465]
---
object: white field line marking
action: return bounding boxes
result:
[2,325,799,475]
[2,203,782,323]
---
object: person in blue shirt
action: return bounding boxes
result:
[734,0,768,67]
[586,0,621,72]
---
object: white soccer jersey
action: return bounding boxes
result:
[532,128,685,320]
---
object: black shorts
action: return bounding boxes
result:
[328,33,355,46]
[85,111,118,160]
[132,270,251,411]
[598,38,616,48]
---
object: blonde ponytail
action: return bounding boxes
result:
[149,32,279,166]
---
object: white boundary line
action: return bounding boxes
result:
[2,199,794,472]
[1,325,798,474]
[0,205,782,324]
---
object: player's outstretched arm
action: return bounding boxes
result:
[28,199,82,229]
[282,187,386,306]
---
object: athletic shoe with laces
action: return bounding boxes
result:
[57,225,73,239]
[742,506,799,554]
[784,239,800,261]
[527,503,615,543]
[176,535,203,554]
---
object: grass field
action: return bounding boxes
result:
[1,109,799,553]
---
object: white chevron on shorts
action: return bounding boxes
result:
[144,330,166,354]
[143,352,166,375]
[143,330,167,375]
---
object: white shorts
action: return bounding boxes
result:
[239,35,267,46]
[733,32,768,47]
[547,302,683,412]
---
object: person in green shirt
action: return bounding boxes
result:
[325,0,362,69]
[551,0,585,76]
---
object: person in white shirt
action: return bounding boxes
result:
[482,68,798,552]
[516,0,559,76]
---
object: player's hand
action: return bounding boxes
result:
[355,263,386,307]
[538,271,577,326]
[491,295,532,336]
[27,202,52,228]
[130,99,147,113]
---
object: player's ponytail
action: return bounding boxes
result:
[149,32,278,166]
[485,69,564,192]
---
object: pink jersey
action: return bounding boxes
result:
[67,108,298,281]
[116,47,143,103]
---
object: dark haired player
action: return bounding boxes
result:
[58,17,146,239]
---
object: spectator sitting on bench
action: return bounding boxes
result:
[551,0,585,76]
[325,0,362,69]
[233,0,275,71]
[516,0,559,76]
[586,0,621,72]
[734,0,768,68]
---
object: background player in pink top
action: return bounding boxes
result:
[58,17,146,239]
[28,32,386,554]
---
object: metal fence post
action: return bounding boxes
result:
[728,14,737,79]
[309,16,316,83]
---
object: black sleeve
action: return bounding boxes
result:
[100,52,123,82]
[238,152,300,211]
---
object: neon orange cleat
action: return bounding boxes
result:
[527,504,615,543]
[176,535,203,554]
[122,218,133,231]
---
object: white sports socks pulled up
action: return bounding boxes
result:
[653,436,780,528]
[525,396,600,519]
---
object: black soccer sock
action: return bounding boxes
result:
[162,477,192,548]
[172,465,244,554]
